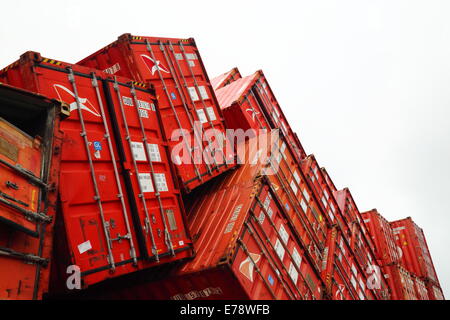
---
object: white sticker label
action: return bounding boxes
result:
[78,240,92,254]
[186,53,198,60]
[206,107,216,121]
[175,53,183,60]
[280,142,287,159]
[148,143,161,162]
[300,199,308,213]
[351,276,357,288]
[321,196,328,208]
[274,239,285,260]
[137,100,151,110]
[267,207,273,218]
[290,180,298,195]
[198,86,209,100]
[139,173,154,193]
[289,263,298,284]
[302,189,310,202]
[188,87,199,101]
[154,173,168,192]
[122,96,134,106]
[292,248,302,267]
[188,60,196,67]
[138,109,149,118]
[279,224,289,244]
[103,63,121,75]
[263,194,271,210]
[196,109,208,124]
[224,222,235,234]
[258,212,265,224]
[131,142,147,161]
[293,170,301,184]
[330,202,336,213]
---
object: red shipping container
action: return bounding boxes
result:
[320,167,338,194]
[425,281,445,300]
[335,188,376,255]
[0,52,193,290]
[414,276,429,300]
[301,155,350,236]
[78,34,235,193]
[211,67,242,90]
[321,227,389,300]
[361,209,401,266]
[214,70,306,161]
[390,217,440,285]
[83,136,324,300]
[382,263,418,300]
[0,84,65,299]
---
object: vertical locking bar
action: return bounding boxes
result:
[177,41,229,169]
[67,68,115,272]
[113,77,159,261]
[130,84,175,256]
[158,40,215,175]
[144,40,204,183]
[91,73,137,265]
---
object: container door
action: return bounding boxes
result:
[37,67,142,286]
[0,117,47,236]
[129,39,233,192]
[104,78,192,262]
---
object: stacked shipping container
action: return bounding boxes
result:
[214,69,306,161]
[78,34,236,193]
[0,52,194,292]
[74,137,325,300]
[0,33,445,300]
[390,217,444,300]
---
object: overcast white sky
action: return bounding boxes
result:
[1,0,449,299]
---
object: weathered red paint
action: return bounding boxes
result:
[321,227,389,300]
[414,276,429,300]
[301,155,350,236]
[214,70,306,161]
[425,281,445,300]
[0,52,193,291]
[0,84,65,299]
[81,136,325,300]
[211,67,242,90]
[361,209,401,266]
[78,34,236,193]
[382,263,418,300]
[390,217,440,285]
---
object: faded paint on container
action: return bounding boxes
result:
[0,84,65,300]
[211,67,242,90]
[78,34,236,193]
[390,217,439,285]
[361,209,400,266]
[0,52,193,291]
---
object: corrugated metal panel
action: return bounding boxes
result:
[0,52,194,291]
[215,73,257,109]
[361,209,401,266]
[301,155,351,236]
[80,136,325,300]
[211,67,242,90]
[0,84,64,300]
[390,217,439,284]
[78,33,236,193]
[382,263,418,300]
